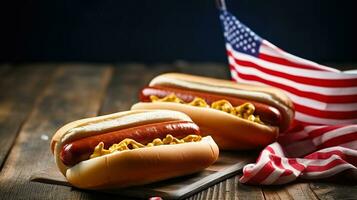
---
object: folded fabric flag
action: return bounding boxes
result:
[218,1,357,184]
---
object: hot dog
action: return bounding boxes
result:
[140,86,281,127]
[60,121,200,166]
[131,73,294,150]
[51,110,219,189]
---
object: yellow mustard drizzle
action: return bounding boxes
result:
[150,94,264,124]
[90,134,202,159]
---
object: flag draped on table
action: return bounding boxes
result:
[218,2,357,184]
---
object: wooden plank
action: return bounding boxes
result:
[100,63,174,114]
[0,64,54,169]
[100,62,228,115]
[201,185,213,200]
[234,176,265,200]
[175,62,229,79]
[195,175,265,200]
[310,182,357,200]
[0,64,11,76]
[263,183,319,200]
[0,64,113,199]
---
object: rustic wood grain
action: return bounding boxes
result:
[0,64,11,76]
[0,63,352,200]
[99,63,174,114]
[263,183,319,200]
[175,62,229,79]
[310,182,357,200]
[0,65,54,169]
[0,64,114,199]
[232,177,265,200]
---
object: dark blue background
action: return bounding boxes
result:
[1,0,356,63]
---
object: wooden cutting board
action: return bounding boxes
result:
[30,151,256,199]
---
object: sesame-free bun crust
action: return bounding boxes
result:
[149,73,294,132]
[131,103,278,150]
[66,136,218,189]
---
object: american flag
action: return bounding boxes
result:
[219,3,357,184]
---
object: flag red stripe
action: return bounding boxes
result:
[231,69,357,124]
[306,150,357,165]
[266,146,275,154]
[317,132,357,149]
[305,158,347,172]
[228,51,357,87]
[305,150,345,159]
[259,52,326,71]
[288,159,305,171]
[279,171,293,177]
[294,103,357,119]
[308,126,343,138]
[222,10,357,185]
[290,120,319,128]
[305,150,357,165]
[246,161,276,184]
[230,65,357,103]
[269,155,293,177]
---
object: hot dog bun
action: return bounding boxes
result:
[131,103,277,149]
[149,73,294,131]
[131,73,294,150]
[66,136,217,189]
[51,110,219,189]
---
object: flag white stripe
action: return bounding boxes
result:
[278,126,321,143]
[270,142,285,156]
[260,40,340,73]
[302,164,356,178]
[240,150,273,183]
[228,44,352,79]
[230,69,357,112]
[303,154,348,166]
[229,56,357,95]
[304,125,330,132]
[313,146,357,155]
[340,140,357,149]
[281,158,302,176]
[223,10,357,185]
[231,63,357,123]
[295,112,357,125]
[312,126,357,146]
[260,161,283,185]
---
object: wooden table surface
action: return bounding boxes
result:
[0,63,356,199]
